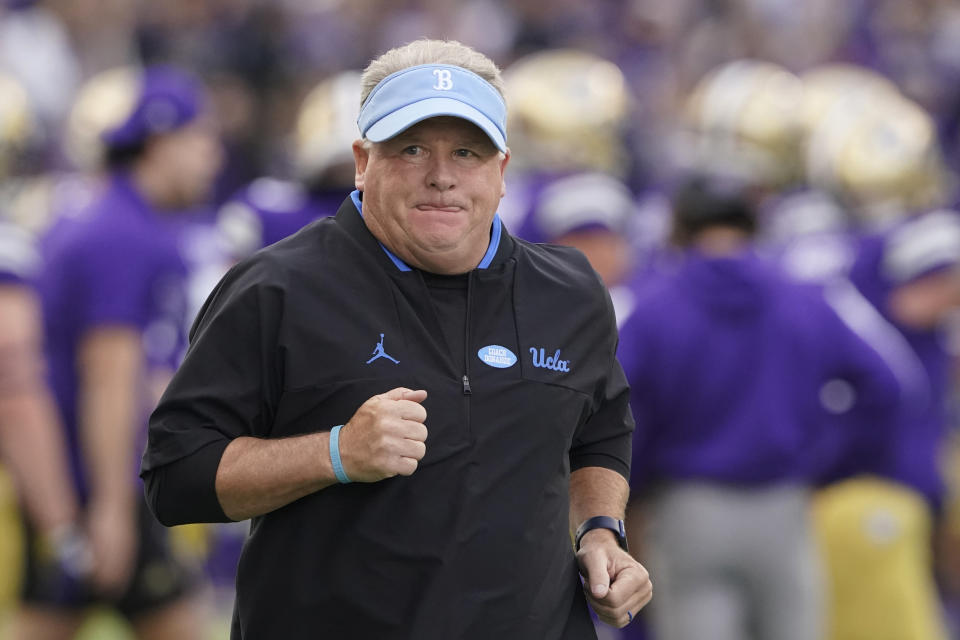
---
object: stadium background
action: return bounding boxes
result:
[3,0,960,638]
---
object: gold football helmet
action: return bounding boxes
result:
[293,70,362,187]
[683,59,804,188]
[63,66,140,172]
[0,71,40,178]
[800,63,901,135]
[805,90,949,221]
[504,49,630,175]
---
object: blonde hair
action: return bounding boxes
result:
[360,39,505,107]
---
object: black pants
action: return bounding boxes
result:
[20,494,198,619]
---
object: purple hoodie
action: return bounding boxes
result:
[618,250,901,490]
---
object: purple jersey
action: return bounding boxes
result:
[849,209,960,505]
[37,173,190,501]
[216,178,343,258]
[618,250,900,489]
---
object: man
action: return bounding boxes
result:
[0,221,87,602]
[617,174,901,640]
[141,39,652,639]
[13,65,222,640]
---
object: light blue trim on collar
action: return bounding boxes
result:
[350,189,502,272]
[381,243,414,272]
[478,214,502,269]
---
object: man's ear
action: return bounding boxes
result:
[499,149,511,198]
[353,139,370,191]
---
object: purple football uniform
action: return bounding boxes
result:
[849,209,960,506]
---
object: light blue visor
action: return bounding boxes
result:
[357,64,507,152]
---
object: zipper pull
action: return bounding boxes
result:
[462,374,472,395]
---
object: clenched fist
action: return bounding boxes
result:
[337,387,428,482]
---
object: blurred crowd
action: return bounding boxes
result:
[4,0,960,196]
[4,0,960,638]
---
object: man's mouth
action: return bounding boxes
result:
[416,204,463,212]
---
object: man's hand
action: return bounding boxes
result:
[338,387,428,482]
[86,498,138,597]
[577,528,653,628]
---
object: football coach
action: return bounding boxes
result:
[140,38,652,639]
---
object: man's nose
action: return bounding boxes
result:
[425,155,456,191]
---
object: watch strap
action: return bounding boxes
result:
[575,515,628,552]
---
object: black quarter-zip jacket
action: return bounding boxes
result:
[141,194,634,639]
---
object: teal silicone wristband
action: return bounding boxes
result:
[330,425,352,484]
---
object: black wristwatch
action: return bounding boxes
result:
[575,515,628,552]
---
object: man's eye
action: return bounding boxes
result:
[454,148,475,158]
[402,145,422,155]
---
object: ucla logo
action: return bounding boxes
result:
[478,345,517,369]
[432,69,453,91]
[529,347,571,372]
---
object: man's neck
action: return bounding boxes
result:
[691,227,751,257]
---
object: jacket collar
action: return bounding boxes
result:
[337,189,513,273]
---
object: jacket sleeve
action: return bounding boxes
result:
[568,287,635,480]
[140,255,285,525]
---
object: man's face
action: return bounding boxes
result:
[353,116,510,274]
[149,118,224,209]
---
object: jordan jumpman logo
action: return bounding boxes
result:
[366,333,399,364]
